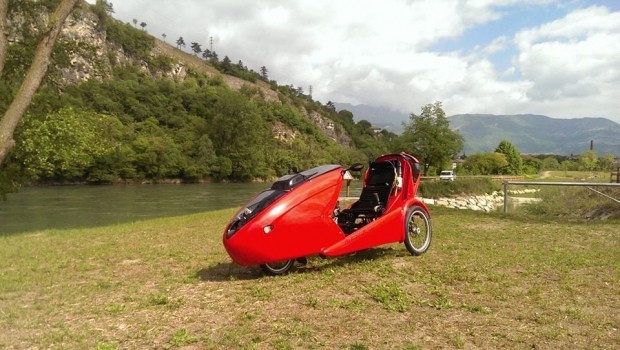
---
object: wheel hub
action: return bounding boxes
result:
[410,225,420,235]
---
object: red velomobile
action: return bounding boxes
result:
[223,152,432,275]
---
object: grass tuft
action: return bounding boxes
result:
[0,208,618,349]
[365,282,410,312]
[169,328,199,347]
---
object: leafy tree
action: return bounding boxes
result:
[139,22,146,31]
[208,90,271,180]
[542,156,560,170]
[161,33,166,42]
[132,18,137,27]
[561,159,579,171]
[356,120,373,135]
[131,118,182,179]
[176,36,185,49]
[98,0,114,14]
[0,0,80,167]
[221,56,232,72]
[522,156,542,175]
[210,51,219,62]
[461,152,508,175]
[14,108,120,181]
[260,66,268,79]
[579,150,598,171]
[399,102,464,175]
[211,156,232,180]
[599,153,615,171]
[326,101,336,111]
[190,42,202,56]
[337,109,352,121]
[495,140,523,175]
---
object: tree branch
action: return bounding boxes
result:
[0,0,79,166]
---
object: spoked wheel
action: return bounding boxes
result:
[260,259,294,276]
[404,206,432,256]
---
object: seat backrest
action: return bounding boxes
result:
[365,161,396,186]
[353,161,396,211]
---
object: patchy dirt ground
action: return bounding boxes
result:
[1,208,618,349]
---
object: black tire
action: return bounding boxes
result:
[404,206,432,256]
[260,259,294,276]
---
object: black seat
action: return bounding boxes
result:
[338,161,397,234]
[349,161,396,213]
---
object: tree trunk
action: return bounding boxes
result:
[0,0,8,79]
[0,0,79,166]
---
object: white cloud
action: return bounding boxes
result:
[98,1,619,123]
[513,6,620,112]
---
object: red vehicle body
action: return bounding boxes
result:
[223,152,432,275]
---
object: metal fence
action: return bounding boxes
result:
[422,175,523,182]
[502,181,620,214]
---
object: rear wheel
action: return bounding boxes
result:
[404,206,432,255]
[260,259,294,275]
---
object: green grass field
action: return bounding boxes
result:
[1,207,618,349]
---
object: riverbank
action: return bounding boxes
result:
[418,189,541,212]
[0,182,270,234]
[1,208,618,349]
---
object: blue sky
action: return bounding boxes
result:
[101,0,620,123]
[432,1,619,74]
[431,4,563,72]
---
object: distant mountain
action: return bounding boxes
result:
[334,102,409,133]
[449,114,620,156]
[334,104,620,155]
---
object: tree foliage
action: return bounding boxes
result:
[461,152,508,175]
[14,108,120,181]
[190,42,202,56]
[541,156,561,170]
[399,102,464,175]
[105,19,154,60]
[1,63,381,185]
[495,140,523,175]
[579,150,598,171]
[176,36,185,49]
[598,154,615,172]
[522,156,542,175]
[0,0,80,171]
[0,1,400,191]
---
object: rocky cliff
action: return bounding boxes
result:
[46,7,353,148]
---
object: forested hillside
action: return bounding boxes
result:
[0,0,395,189]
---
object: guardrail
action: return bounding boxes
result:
[422,175,524,182]
[502,181,620,214]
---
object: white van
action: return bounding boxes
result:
[439,170,455,181]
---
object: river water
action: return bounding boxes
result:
[0,182,361,234]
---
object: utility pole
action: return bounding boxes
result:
[209,36,213,52]
[309,85,313,99]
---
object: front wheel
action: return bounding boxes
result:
[404,206,432,256]
[260,259,294,276]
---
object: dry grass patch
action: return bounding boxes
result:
[0,207,618,349]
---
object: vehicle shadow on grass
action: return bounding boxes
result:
[196,262,263,282]
[297,247,403,274]
[197,247,403,281]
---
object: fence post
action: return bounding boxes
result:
[503,181,508,214]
